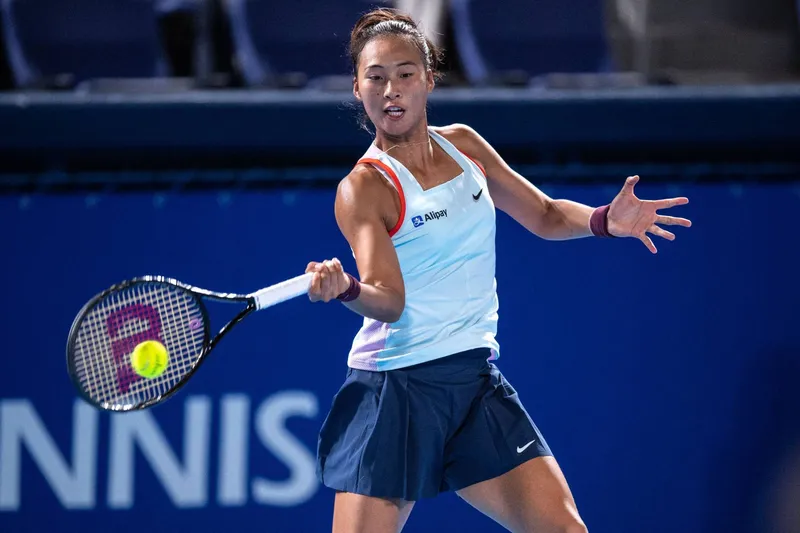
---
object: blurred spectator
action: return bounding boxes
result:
[393,0,468,85]
[156,0,198,77]
[605,0,800,84]
[394,0,447,48]
[156,0,238,86]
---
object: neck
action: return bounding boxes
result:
[373,120,434,169]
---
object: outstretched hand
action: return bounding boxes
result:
[607,176,692,253]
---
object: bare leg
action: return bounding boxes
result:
[456,456,587,533]
[333,491,415,533]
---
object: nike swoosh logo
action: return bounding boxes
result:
[516,440,536,454]
[472,189,483,201]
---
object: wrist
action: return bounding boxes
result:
[589,205,616,238]
[336,272,362,302]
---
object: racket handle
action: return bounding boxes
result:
[252,272,314,311]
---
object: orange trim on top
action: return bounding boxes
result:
[458,151,486,177]
[357,158,406,237]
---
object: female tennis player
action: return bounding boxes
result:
[305,8,691,533]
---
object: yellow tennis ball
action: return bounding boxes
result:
[130,340,169,379]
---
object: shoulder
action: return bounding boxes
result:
[431,124,489,160]
[431,123,480,145]
[431,123,491,173]
[336,161,399,221]
[339,161,395,200]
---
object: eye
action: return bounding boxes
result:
[367,75,383,81]
[400,72,413,78]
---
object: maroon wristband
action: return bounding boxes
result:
[589,204,616,238]
[336,273,362,302]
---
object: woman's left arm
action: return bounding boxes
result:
[437,124,692,253]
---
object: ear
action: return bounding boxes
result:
[353,76,362,101]
[426,69,435,93]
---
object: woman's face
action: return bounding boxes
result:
[354,35,434,139]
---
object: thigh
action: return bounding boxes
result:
[443,363,551,492]
[456,456,586,533]
[333,491,415,533]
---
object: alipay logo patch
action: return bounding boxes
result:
[412,215,424,227]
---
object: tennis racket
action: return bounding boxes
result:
[66,272,313,412]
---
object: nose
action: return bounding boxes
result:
[383,80,400,100]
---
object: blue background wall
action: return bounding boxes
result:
[1,182,798,532]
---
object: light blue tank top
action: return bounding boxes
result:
[347,127,500,371]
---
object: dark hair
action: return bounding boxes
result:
[349,8,444,80]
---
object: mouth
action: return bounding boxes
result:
[384,106,405,120]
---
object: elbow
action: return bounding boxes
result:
[537,198,566,240]
[359,281,404,323]
[384,300,404,323]
[378,311,403,324]
[381,291,405,323]
[372,307,403,324]
[503,194,562,240]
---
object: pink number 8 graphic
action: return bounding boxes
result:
[106,304,163,393]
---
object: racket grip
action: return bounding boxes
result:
[252,272,314,311]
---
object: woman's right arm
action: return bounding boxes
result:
[306,165,405,323]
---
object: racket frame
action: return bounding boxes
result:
[66,275,258,412]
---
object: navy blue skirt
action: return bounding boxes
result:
[316,348,552,501]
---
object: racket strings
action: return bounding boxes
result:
[120,284,205,404]
[71,282,206,409]
[76,285,152,404]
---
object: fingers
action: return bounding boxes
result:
[325,258,343,274]
[653,197,689,209]
[317,263,331,301]
[309,268,322,302]
[655,215,692,227]
[622,175,639,194]
[307,258,346,303]
[647,224,675,241]
[639,234,657,254]
[635,219,684,254]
